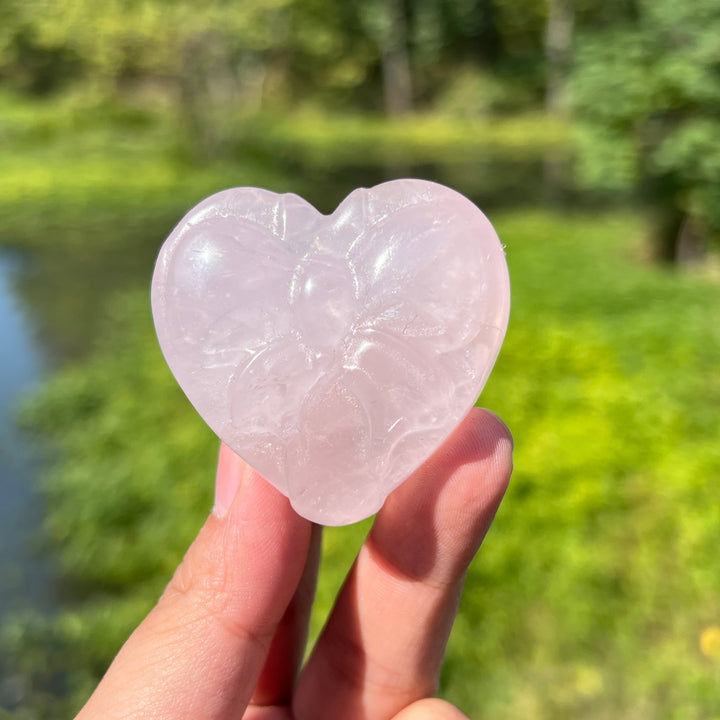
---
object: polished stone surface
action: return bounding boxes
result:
[152,179,509,524]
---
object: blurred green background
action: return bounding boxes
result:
[0,0,719,718]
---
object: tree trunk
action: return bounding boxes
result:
[653,205,685,264]
[676,215,707,264]
[544,0,575,203]
[652,208,706,265]
[545,0,575,115]
[380,0,413,116]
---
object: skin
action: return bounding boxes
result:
[75,408,513,720]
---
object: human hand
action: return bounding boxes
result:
[75,408,512,720]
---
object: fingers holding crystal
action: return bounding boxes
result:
[292,408,513,720]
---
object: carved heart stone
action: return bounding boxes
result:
[151,179,509,525]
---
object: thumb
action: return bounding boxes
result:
[76,444,312,720]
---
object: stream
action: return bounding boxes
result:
[0,249,58,624]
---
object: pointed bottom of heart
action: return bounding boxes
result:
[288,485,384,527]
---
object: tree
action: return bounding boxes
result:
[544,0,574,115]
[572,0,720,262]
[0,0,307,151]
[352,0,414,115]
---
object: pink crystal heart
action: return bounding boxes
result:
[151,179,509,525]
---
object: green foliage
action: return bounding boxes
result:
[5,0,291,81]
[0,0,554,143]
[435,65,538,117]
[449,211,720,717]
[572,0,720,255]
[237,109,568,168]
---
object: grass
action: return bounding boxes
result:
[237,109,570,165]
[0,91,718,718]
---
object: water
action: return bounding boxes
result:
[0,249,57,622]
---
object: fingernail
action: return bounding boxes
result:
[213,443,244,518]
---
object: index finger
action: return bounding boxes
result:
[293,408,513,720]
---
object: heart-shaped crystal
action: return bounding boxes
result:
[151,179,509,525]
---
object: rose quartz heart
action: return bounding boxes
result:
[152,179,509,525]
